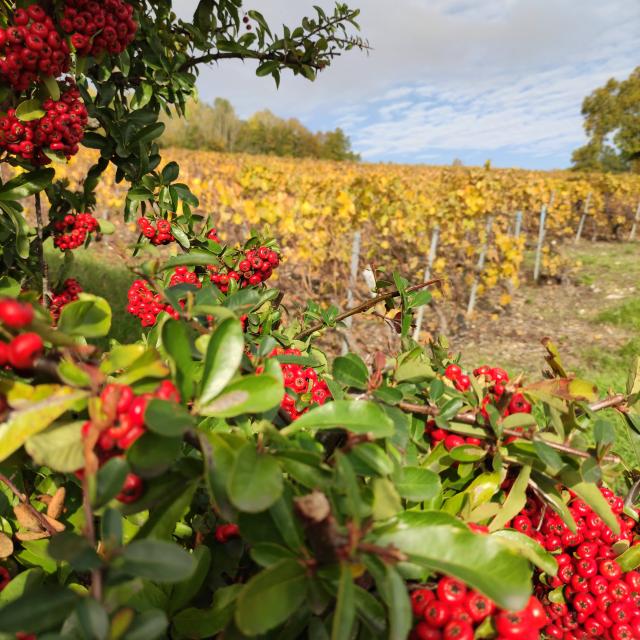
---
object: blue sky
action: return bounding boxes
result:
[178,0,640,169]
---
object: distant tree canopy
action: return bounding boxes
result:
[159,98,360,161]
[572,66,640,173]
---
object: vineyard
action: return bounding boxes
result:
[52,148,640,316]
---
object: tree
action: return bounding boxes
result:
[572,66,640,172]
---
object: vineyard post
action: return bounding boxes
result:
[574,192,591,243]
[533,192,554,283]
[466,216,493,318]
[413,225,440,340]
[342,229,362,354]
[507,211,523,300]
[629,201,640,241]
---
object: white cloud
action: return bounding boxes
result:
[173,0,640,166]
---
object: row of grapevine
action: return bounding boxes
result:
[49,149,640,311]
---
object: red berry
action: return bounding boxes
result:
[0,299,33,328]
[444,364,462,380]
[437,577,467,604]
[8,332,43,369]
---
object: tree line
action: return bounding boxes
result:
[159,97,360,161]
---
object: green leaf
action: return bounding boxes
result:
[228,444,283,513]
[94,457,130,508]
[15,99,46,122]
[616,543,640,572]
[0,388,87,463]
[374,511,532,610]
[492,529,558,576]
[332,564,355,640]
[0,569,44,604]
[490,465,531,532]
[131,122,165,145]
[530,472,577,533]
[120,540,195,583]
[75,598,109,640]
[333,354,369,389]
[144,399,195,437]
[0,276,20,297]
[170,546,212,614]
[199,317,244,406]
[0,587,78,633]
[42,76,60,100]
[377,564,411,640]
[372,478,402,520]
[448,444,487,462]
[58,294,112,338]
[127,433,182,477]
[281,400,394,438]
[24,420,84,472]
[161,161,180,183]
[394,466,441,502]
[172,585,241,639]
[0,168,54,201]
[123,609,168,640]
[161,319,194,400]
[199,374,283,418]
[235,559,308,636]
[561,471,619,534]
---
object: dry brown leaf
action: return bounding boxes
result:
[14,504,43,532]
[43,514,65,533]
[47,487,66,520]
[38,494,52,506]
[0,532,13,559]
[15,530,49,541]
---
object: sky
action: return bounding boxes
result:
[176,0,640,169]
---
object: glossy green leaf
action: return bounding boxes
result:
[15,99,46,121]
[120,540,195,583]
[616,543,640,572]
[281,400,394,437]
[94,456,130,508]
[561,471,619,534]
[0,569,44,604]
[331,564,355,640]
[144,399,195,437]
[24,420,84,472]
[199,317,244,406]
[0,168,54,201]
[48,532,101,571]
[58,294,112,338]
[394,466,441,502]
[228,444,283,513]
[492,529,558,576]
[333,354,369,389]
[490,465,531,532]
[199,374,283,418]
[374,511,532,610]
[0,587,78,633]
[0,388,88,463]
[170,546,212,614]
[75,598,109,640]
[123,609,168,640]
[235,559,308,636]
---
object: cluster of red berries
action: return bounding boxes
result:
[127,279,177,327]
[0,299,43,370]
[59,0,137,57]
[137,217,175,245]
[263,347,330,421]
[410,576,547,640]
[80,380,180,503]
[169,266,202,289]
[49,278,82,323]
[0,83,88,164]
[510,488,640,639]
[53,212,99,250]
[214,523,240,543]
[208,245,280,293]
[0,4,70,91]
[425,363,533,450]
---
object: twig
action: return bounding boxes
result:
[82,475,102,601]
[295,278,442,340]
[397,398,622,463]
[0,472,58,536]
[34,192,49,308]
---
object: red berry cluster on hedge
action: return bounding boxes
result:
[80,380,180,503]
[0,4,70,91]
[0,82,88,164]
[127,278,178,327]
[208,245,280,293]
[0,299,43,370]
[169,266,202,289]
[59,0,137,57]
[265,347,330,421]
[511,488,640,640]
[410,576,547,640]
[137,217,175,245]
[53,212,99,250]
[49,278,82,323]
